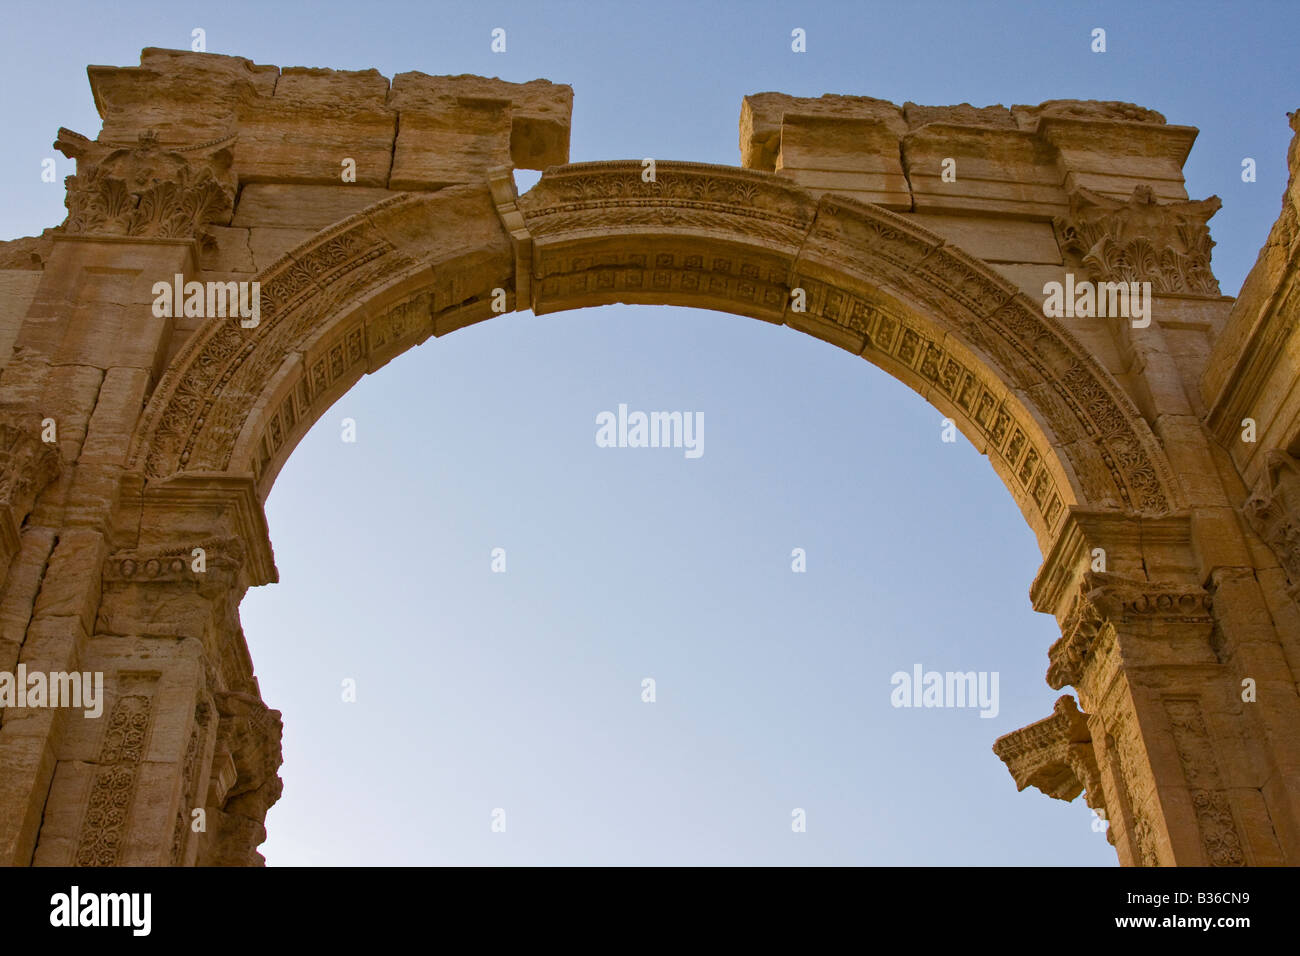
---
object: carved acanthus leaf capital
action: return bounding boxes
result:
[55,128,236,241]
[1054,185,1222,295]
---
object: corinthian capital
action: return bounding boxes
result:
[54,127,236,240]
[1054,185,1221,295]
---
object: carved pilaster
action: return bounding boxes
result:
[54,128,236,241]
[1054,185,1221,295]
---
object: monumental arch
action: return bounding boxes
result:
[0,48,1298,866]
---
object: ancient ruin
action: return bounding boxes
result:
[0,48,1297,865]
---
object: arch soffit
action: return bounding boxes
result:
[127,160,1178,555]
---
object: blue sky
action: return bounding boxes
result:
[2,0,1296,865]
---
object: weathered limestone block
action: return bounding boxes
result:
[903,124,1064,217]
[389,72,573,186]
[85,50,574,194]
[742,94,1201,227]
[907,213,1062,265]
[993,694,1104,809]
[0,272,44,370]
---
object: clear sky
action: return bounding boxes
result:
[1,0,1296,865]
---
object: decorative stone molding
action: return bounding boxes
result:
[103,535,247,588]
[1242,450,1300,599]
[54,127,236,241]
[993,695,1105,811]
[1055,185,1221,295]
[1047,571,1214,689]
[134,473,278,587]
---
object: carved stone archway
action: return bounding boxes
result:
[1,48,1298,866]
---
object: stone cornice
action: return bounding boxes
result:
[103,535,246,586]
[1054,185,1221,295]
[1242,450,1300,600]
[1047,571,1213,689]
[138,473,277,586]
[993,694,1102,805]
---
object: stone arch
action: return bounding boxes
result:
[128,161,1177,555]
[7,47,1300,868]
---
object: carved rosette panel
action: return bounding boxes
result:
[1055,185,1222,296]
[1047,572,1214,690]
[1242,450,1300,600]
[1163,699,1247,866]
[74,677,158,866]
[54,128,236,241]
